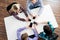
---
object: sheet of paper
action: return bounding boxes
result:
[4,4,58,40]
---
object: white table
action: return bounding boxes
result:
[4,4,58,40]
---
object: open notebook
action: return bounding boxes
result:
[4,4,58,40]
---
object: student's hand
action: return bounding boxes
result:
[26,17,31,22]
[28,19,31,21]
[26,25,31,29]
[33,15,38,19]
[33,22,38,25]
[26,17,29,19]
[33,16,36,19]
[32,24,36,29]
[25,18,29,22]
[29,13,34,18]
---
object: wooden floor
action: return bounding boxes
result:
[0,0,60,40]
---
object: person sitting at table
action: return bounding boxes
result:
[26,0,44,18]
[38,22,58,40]
[6,2,31,22]
[31,21,58,40]
[17,23,38,40]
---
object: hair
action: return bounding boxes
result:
[13,5,18,10]
[43,25,52,36]
[21,33,28,40]
[6,2,17,12]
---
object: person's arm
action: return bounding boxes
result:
[32,24,38,37]
[32,29,38,37]
[37,0,44,15]
[26,0,34,17]
[39,0,44,7]
[20,6,32,22]
[12,12,26,21]
[37,21,48,24]
[20,6,28,17]
[17,27,26,40]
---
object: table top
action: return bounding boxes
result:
[4,4,58,40]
